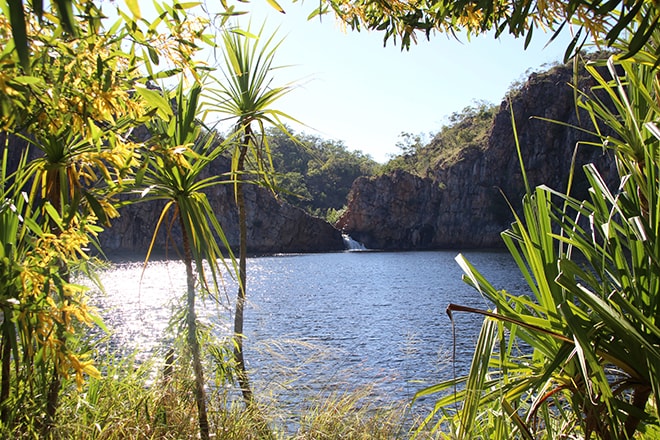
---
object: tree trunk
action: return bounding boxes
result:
[624,385,651,438]
[44,170,63,433]
[233,136,253,405]
[180,215,210,440]
[1,312,11,424]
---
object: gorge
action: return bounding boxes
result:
[96,59,618,254]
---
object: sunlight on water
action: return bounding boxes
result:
[89,259,234,358]
[88,251,525,415]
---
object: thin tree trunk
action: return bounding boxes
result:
[180,215,210,440]
[1,312,11,424]
[233,136,253,405]
[45,364,61,431]
[624,385,651,438]
[45,176,64,433]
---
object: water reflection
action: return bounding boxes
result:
[88,251,525,412]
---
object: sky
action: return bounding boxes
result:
[186,2,576,163]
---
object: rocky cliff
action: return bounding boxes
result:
[99,155,345,256]
[337,61,618,250]
[1,132,344,256]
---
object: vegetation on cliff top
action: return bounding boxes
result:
[382,101,498,177]
[266,128,379,217]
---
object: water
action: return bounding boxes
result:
[89,250,525,412]
[342,233,368,250]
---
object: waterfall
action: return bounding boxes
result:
[342,234,368,251]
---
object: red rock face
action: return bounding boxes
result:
[3,135,345,256]
[338,62,618,251]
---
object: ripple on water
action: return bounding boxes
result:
[88,250,524,415]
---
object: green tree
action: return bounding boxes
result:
[415,30,660,440]
[383,103,496,177]
[0,0,222,435]
[0,4,144,431]
[267,129,378,216]
[137,79,233,440]
[0,143,104,436]
[317,0,658,60]
[205,25,296,407]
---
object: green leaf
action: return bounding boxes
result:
[265,0,285,14]
[89,312,109,334]
[146,68,182,81]
[134,86,174,119]
[82,191,109,226]
[42,202,63,227]
[11,75,43,85]
[147,46,159,65]
[307,6,327,20]
[7,0,30,72]
[174,2,202,9]
[124,0,141,19]
[53,0,77,36]
[230,28,259,39]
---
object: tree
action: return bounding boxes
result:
[414,21,660,440]
[0,4,144,431]
[137,80,232,440]
[266,129,379,216]
[0,0,223,435]
[204,24,297,406]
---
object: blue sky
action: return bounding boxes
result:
[219,2,576,162]
[131,1,573,163]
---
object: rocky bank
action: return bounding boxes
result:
[99,155,344,255]
[337,61,618,250]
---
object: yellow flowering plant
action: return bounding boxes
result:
[318,0,654,60]
[0,1,221,435]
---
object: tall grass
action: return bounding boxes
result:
[15,346,430,440]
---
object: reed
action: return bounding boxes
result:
[6,347,432,440]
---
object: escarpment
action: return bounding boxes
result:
[337,62,617,250]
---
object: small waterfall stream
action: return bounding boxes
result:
[342,234,368,251]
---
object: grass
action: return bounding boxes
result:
[0,340,439,440]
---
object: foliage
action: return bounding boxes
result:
[383,102,496,177]
[414,31,660,439]
[316,0,659,62]
[13,1,660,439]
[3,0,97,73]
[204,23,298,407]
[0,142,104,435]
[266,128,379,218]
[2,0,238,76]
[326,206,347,225]
[136,78,236,440]
[138,80,232,286]
[295,388,409,440]
[0,2,150,431]
[0,0,227,435]
[9,345,417,439]
[381,132,428,176]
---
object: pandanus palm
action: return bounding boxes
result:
[0,141,103,432]
[2,23,142,431]
[0,112,135,435]
[416,34,660,440]
[205,25,297,405]
[137,79,233,440]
